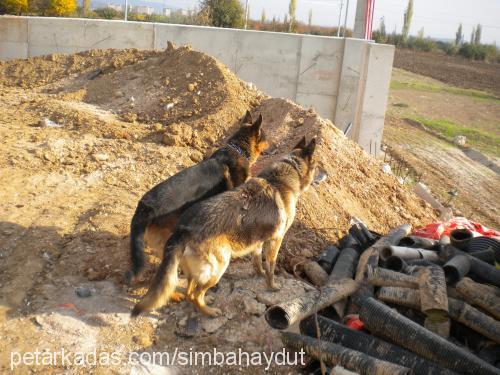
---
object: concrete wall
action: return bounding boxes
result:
[0,16,394,155]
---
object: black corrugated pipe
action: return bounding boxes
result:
[339,233,360,251]
[377,286,497,342]
[418,265,449,336]
[317,245,340,274]
[299,315,455,375]
[366,265,419,288]
[441,245,500,287]
[455,277,500,320]
[443,255,471,283]
[398,236,439,249]
[349,224,370,251]
[328,247,359,317]
[281,332,410,375]
[405,258,443,267]
[469,248,496,263]
[450,228,473,250]
[467,236,500,261]
[380,245,439,262]
[359,297,500,375]
[265,278,359,330]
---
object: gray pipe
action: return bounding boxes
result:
[380,246,440,262]
[366,265,419,288]
[265,278,359,330]
[398,236,438,249]
[281,332,410,375]
[455,277,500,320]
[443,255,471,283]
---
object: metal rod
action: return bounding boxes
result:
[343,0,350,37]
[336,0,344,37]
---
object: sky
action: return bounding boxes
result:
[166,0,500,44]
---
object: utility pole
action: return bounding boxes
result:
[343,0,350,37]
[336,0,344,37]
[124,0,128,21]
[244,0,249,29]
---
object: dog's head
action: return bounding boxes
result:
[229,111,268,163]
[289,136,317,192]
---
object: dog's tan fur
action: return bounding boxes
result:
[131,137,317,317]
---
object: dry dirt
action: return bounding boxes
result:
[385,69,500,229]
[394,49,500,97]
[0,46,436,374]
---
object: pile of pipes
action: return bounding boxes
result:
[265,222,500,375]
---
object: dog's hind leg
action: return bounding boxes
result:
[252,247,265,276]
[263,238,283,291]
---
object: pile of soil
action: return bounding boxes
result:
[0,45,437,373]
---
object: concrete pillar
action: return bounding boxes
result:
[353,0,374,39]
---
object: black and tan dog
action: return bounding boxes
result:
[125,111,267,285]
[131,137,317,317]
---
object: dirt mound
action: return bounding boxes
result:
[0,45,437,373]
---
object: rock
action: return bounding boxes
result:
[75,286,92,298]
[152,123,163,131]
[164,102,175,111]
[166,41,177,52]
[453,135,466,146]
[122,112,138,123]
[38,118,62,128]
[162,123,193,147]
[243,299,266,316]
[93,153,109,162]
[187,83,195,92]
[201,316,228,333]
[132,332,153,347]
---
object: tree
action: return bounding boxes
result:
[0,0,28,14]
[94,6,119,19]
[200,0,244,28]
[288,0,296,32]
[474,23,482,45]
[308,9,313,28]
[284,13,288,27]
[379,16,386,37]
[470,26,476,44]
[45,0,76,16]
[402,0,413,41]
[455,23,463,46]
[261,8,266,23]
[82,0,89,16]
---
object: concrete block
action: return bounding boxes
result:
[28,17,86,56]
[334,38,368,134]
[154,24,237,71]
[83,19,154,50]
[296,92,336,120]
[0,16,28,42]
[296,35,343,96]
[235,30,300,98]
[357,43,395,156]
[0,41,28,60]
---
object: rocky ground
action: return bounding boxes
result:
[0,46,436,374]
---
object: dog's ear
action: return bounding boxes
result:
[242,110,253,124]
[251,114,263,136]
[302,138,317,158]
[293,136,307,150]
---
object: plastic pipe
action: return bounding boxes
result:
[377,286,420,309]
[443,255,470,283]
[304,261,329,286]
[380,246,439,262]
[281,332,410,375]
[265,278,359,330]
[469,248,496,263]
[468,236,500,261]
[398,236,438,249]
[455,277,500,320]
[418,265,448,319]
[450,228,473,250]
[317,245,341,274]
[359,297,500,375]
[366,265,419,288]
[328,247,359,317]
[339,233,360,251]
[300,315,454,375]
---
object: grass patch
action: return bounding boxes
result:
[412,117,500,157]
[391,80,500,103]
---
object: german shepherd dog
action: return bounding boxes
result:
[131,137,317,317]
[125,111,267,285]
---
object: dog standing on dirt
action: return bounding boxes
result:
[125,111,267,285]
[131,137,317,317]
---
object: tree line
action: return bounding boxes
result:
[372,0,499,62]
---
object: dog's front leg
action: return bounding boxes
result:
[263,238,283,291]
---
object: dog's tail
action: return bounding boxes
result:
[125,205,152,284]
[131,233,184,317]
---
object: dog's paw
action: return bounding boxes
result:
[171,292,185,302]
[267,281,281,292]
[205,295,215,305]
[203,307,223,317]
